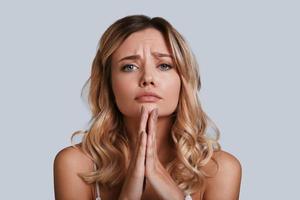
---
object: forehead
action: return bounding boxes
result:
[112,28,171,59]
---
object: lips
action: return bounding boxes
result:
[135,92,162,103]
[136,96,161,102]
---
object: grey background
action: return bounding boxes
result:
[0,0,299,199]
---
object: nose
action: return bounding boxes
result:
[140,74,155,87]
[139,66,156,87]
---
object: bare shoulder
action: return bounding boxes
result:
[53,143,95,200]
[202,149,242,200]
[210,149,242,172]
[54,143,93,169]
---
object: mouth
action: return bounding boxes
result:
[135,95,162,103]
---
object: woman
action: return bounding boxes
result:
[54,15,242,200]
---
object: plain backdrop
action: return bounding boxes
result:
[0,0,299,199]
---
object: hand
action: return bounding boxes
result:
[118,106,148,200]
[145,108,185,200]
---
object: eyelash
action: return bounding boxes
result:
[121,63,173,72]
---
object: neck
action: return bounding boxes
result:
[123,115,176,166]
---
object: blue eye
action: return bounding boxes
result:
[121,63,172,72]
[121,64,138,72]
[159,63,172,71]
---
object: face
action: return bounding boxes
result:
[111,28,181,118]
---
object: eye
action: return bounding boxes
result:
[121,64,138,72]
[159,63,173,71]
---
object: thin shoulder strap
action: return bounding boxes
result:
[93,163,101,200]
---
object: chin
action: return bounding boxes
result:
[139,103,159,112]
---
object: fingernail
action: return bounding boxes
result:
[140,105,144,114]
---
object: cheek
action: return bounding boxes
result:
[111,74,136,114]
[112,77,130,100]
[160,74,181,113]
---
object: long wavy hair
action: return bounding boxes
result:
[71,14,221,195]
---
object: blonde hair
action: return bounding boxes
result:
[71,14,221,194]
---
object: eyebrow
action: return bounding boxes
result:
[118,52,173,63]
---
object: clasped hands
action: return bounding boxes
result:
[118,106,185,200]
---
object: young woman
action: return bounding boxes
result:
[54,15,242,200]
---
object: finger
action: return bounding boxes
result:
[153,108,158,154]
[150,108,158,148]
[146,108,158,162]
[138,105,149,135]
[133,106,147,158]
[134,130,147,174]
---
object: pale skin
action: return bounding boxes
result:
[119,106,184,200]
[54,28,242,200]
